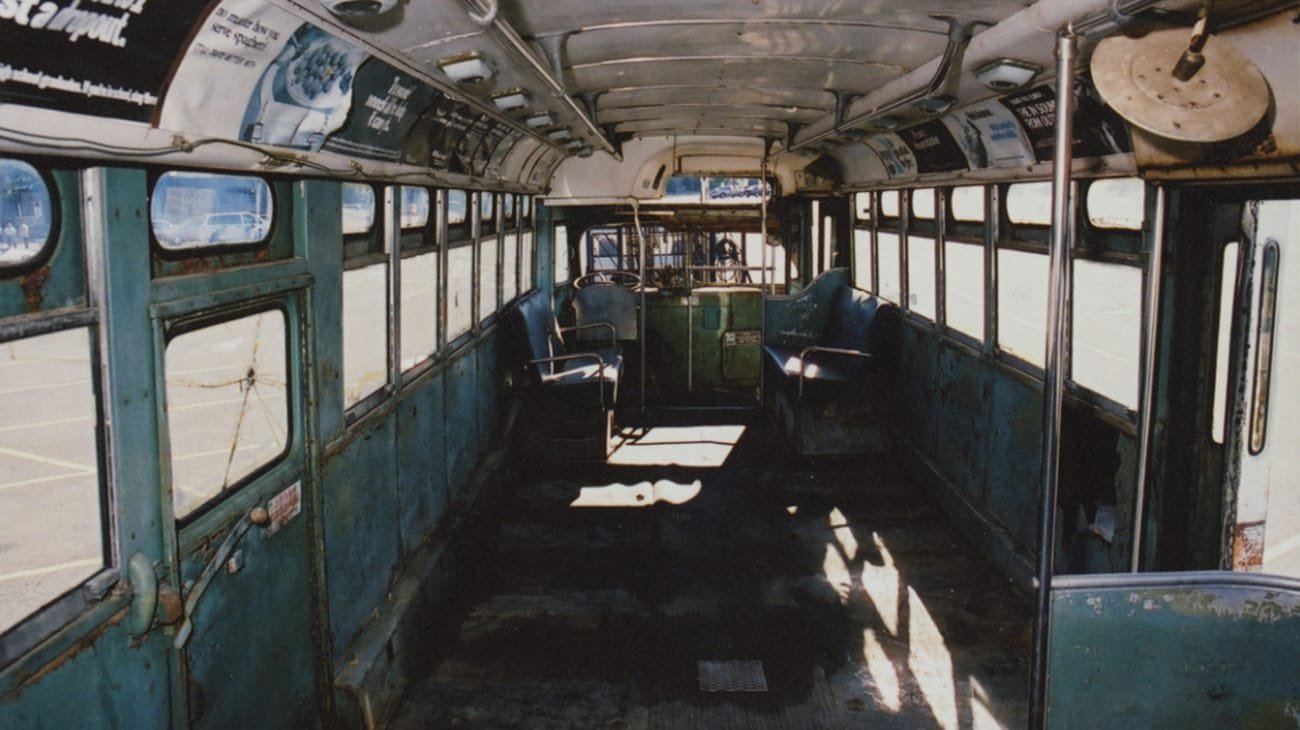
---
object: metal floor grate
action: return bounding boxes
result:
[697,660,769,693]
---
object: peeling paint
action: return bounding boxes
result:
[20,266,50,312]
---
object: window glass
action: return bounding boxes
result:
[809,203,822,275]
[342,183,375,236]
[662,175,702,203]
[821,214,835,274]
[1087,177,1145,231]
[502,232,519,303]
[502,194,516,228]
[880,190,900,218]
[951,186,984,223]
[447,244,474,338]
[166,311,288,518]
[152,172,272,249]
[704,176,767,203]
[343,264,388,408]
[0,159,53,267]
[399,250,438,371]
[1248,241,1280,454]
[478,192,496,236]
[520,195,532,226]
[1006,182,1052,226]
[521,230,534,292]
[878,232,901,303]
[0,327,104,633]
[907,236,936,319]
[912,188,936,220]
[554,224,570,285]
[400,186,429,230]
[1072,260,1140,407]
[587,228,622,271]
[479,236,498,322]
[854,192,872,221]
[945,241,985,341]
[853,229,872,291]
[1211,243,1239,444]
[447,190,468,229]
[997,248,1048,366]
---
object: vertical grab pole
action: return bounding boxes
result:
[759,157,770,404]
[1130,186,1165,571]
[633,199,648,413]
[1029,30,1077,730]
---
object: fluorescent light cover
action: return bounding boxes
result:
[974,58,1041,91]
[493,89,530,111]
[526,112,553,128]
[438,53,493,84]
[548,128,571,141]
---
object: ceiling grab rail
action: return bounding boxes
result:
[1029,29,1077,730]
[465,0,619,158]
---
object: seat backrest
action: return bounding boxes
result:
[824,286,880,352]
[572,284,638,341]
[511,290,565,376]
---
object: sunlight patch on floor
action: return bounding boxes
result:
[908,586,959,729]
[606,425,746,467]
[860,532,900,635]
[861,628,903,712]
[569,479,703,508]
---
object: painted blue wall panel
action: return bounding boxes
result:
[934,342,990,503]
[323,418,400,653]
[476,330,502,454]
[444,350,479,500]
[397,372,448,554]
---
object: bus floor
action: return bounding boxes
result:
[389,412,1030,729]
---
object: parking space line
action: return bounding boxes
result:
[0,471,95,492]
[0,558,101,584]
[0,415,92,433]
[0,446,96,473]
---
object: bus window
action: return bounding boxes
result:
[400,247,439,373]
[342,183,375,235]
[1211,242,1239,444]
[1071,259,1140,408]
[400,186,430,230]
[478,192,496,237]
[854,192,871,222]
[165,310,288,519]
[1006,182,1052,226]
[554,224,570,285]
[0,327,104,636]
[853,227,872,292]
[908,235,936,319]
[152,172,272,250]
[521,228,535,293]
[479,232,499,323]
[997,248,1048,367]
[878,231,901,303]
[912,188,936,220]
[1087,178,1145,231]
[1248,240,1280,454]
[0,159,53,268]
[945,240,985,341]
[951,186,985,223]
[343,260,389,410]
[447,189,469,239]
[880,190,900,218]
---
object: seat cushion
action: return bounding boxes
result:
[763,345,861,384]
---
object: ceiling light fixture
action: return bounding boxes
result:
[974,58,1042,91]
[913,95,957,114]
[492,88,531,112]
[526,112,554,128]
[437,52,494,84]
[548,128,571,141]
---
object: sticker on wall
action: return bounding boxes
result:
[940,98,1035,169]
[0,0,210,121]
[264,481,302,537]
[864,133,919,179]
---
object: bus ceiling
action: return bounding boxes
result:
[0,1,1294,193]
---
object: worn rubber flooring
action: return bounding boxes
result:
[389,413,1029,729]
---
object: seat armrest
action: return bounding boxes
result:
[561,321,617,348]
[797,346,872,400]
[527,352,608,408]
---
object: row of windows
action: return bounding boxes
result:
[852,181,1146,412]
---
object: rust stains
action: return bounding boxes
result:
[20,266,50,312]
[1,607,128,702]
[1232,520,1266,571]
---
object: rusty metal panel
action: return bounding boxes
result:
[397,372,449,555]
[762,268,849,347]
[934,341,991,504]
[1047,573,1300,728]
[983,371,1044,551]
[322,418,400,654]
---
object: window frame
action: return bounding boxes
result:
[0,158,61,276]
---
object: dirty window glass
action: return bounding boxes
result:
[447,190,468,229]
[907,236,936,319]
[521,230,535,292]
[479,192,496,236]
[880,190,900,218]
[945,241,985,341]
[502,194,516,229]
[554,224,570,285]
[854,192,871,222]
[951,186,984,223]
[997,248,1048,366]
[400,250,438,371]
[166,310,288,519]
[1087,178,1144,231]
[502,232,519,303]
[152,172,272,250]
[342,183,375,235]
[1006,182,1052,226]
[479,235,498,322]
[912,188,936,220]
[1072,259,1140,408]
[878,232,901,303]
[447,243,474,339]
[400,187,429,230]
[0,159,53,268]
[0,327,104,634]
[853,229,872,291]
[343,263,388,409]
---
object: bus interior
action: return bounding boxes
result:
[1,0,1298,727]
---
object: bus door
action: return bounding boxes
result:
[158,287,319,729]
[1043,195,1300,728]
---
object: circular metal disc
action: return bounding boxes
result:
[1091,28,1270,143]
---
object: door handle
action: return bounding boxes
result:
[173,506,270,649]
